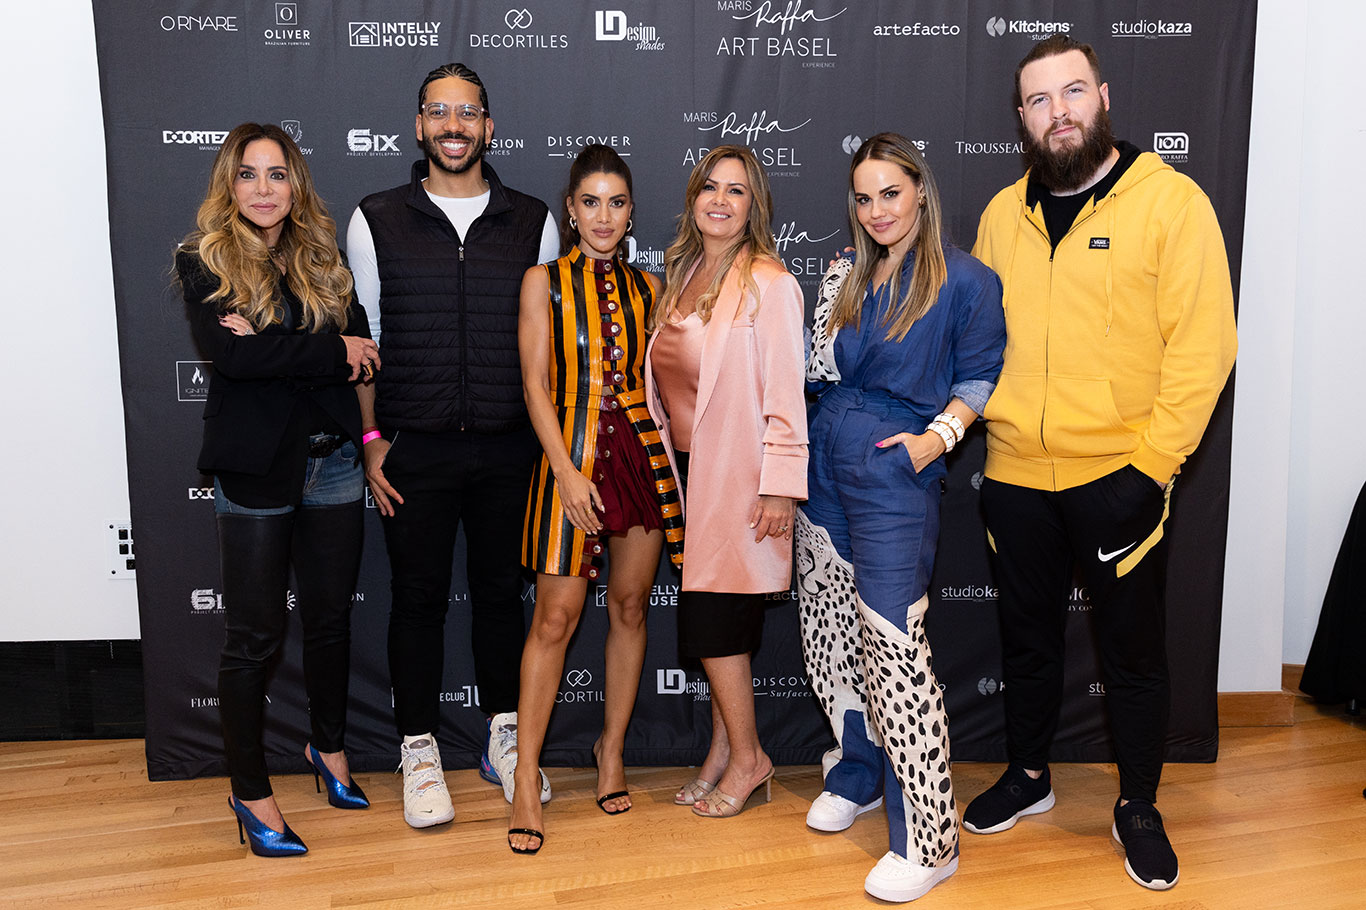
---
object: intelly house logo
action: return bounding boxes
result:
[548,134,631,158]
[718,0,844,65]
[263,2,310,46]
[595,10,665,49]
[163,130,229,151]
[348,19,440,48]
[1113,19,1193,38]
[986,16,1071,40]
[160,13,238,32]
[469,8,567,49]
[1153,131,1189,162]
[177,361,212,401]
[346,128,402,157]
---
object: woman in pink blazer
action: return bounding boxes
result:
[644,145,808,818]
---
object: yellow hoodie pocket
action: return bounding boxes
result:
[1043,376,1137,459]
[982,370,1043,459]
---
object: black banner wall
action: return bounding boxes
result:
[93,1,1254,780]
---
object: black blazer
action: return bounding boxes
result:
[177,250,371,484]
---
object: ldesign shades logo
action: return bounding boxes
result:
[595,9,664,49]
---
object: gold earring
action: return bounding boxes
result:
[569,215,578,230]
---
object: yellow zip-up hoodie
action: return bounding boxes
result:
[972,152,1237,491]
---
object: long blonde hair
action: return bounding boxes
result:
[179,123,352,332]
[829,133,947,342]
[649,145,781,330]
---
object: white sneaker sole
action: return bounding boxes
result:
[806,795,884,832]
[1111,822,1179,890]
[962,789,1055,835]
[864,855,958,903]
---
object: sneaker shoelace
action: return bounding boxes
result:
[400,742,446,796]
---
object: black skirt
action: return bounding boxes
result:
[674,449,769,659]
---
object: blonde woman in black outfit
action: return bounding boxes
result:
[176,122,379,857]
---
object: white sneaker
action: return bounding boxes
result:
[806,791,884,832]
[398,736,455,828]
[482,711,551,805]
[864,852,958,903]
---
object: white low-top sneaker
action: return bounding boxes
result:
[864,852,958,903]
[482,711,551,804]
[806,790,884,832]
[398,736,455,829]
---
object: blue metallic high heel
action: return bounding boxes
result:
[306,743,369,810]
[228,795,308,857]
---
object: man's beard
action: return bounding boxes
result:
[422,128,486,176]
[1022,106,1116,193]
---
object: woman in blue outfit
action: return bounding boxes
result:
[796,133,1005,903]
[176,122,380,857]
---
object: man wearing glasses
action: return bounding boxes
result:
[348,62,558,830]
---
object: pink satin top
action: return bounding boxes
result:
[651,311,705,453]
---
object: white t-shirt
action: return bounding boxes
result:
[347,182,559,341]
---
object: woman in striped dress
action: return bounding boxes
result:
[507,145,679,854]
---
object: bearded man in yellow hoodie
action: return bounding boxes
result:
[963,35,1237,892]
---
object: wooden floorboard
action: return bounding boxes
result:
[1,694,1363,909]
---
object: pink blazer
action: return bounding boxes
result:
[645,257,808,593]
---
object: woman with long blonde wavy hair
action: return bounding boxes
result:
[175,122,380,857]
[644,145,808,819]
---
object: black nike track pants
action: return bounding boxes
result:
[981,465,1171,803]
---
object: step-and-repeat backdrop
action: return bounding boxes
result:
[94,1,1254,779]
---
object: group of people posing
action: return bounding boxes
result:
[175,35,1236,903]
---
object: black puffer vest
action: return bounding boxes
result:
[361,160,548,434]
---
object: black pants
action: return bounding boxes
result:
[217,503,363,801]
[380,427,538,734]
[980,466,1171,803]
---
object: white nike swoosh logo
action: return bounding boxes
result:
[1097,542,1137,562]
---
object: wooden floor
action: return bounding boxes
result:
[2,693,1363,910]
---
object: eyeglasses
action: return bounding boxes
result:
[420,102,486,123]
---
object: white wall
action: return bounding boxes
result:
[4,2,1357,690]
[1220,0,1366,689]
[0,2,140,640]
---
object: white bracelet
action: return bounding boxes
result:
[928,421,956,452]
[934,411,965,442]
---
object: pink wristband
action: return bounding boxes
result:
[362,430,382,445]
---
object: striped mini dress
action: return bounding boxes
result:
[522,248,684,578]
